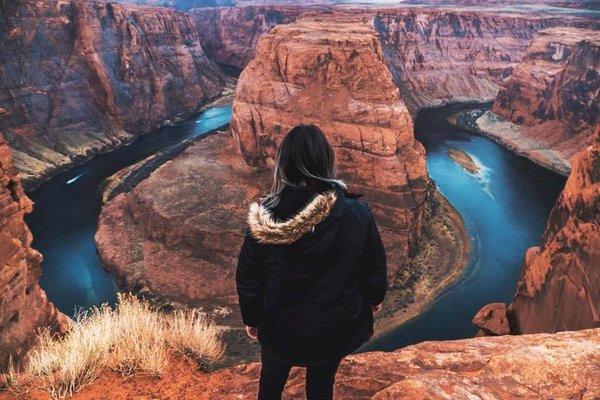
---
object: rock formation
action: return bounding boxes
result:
[373,9,597,113]
[4,328,598,399]
[507,133,599,334]
[480,28,599,173]
[231,18,429,267]
[0,133,67,370]
[0,0,229,188]
[189,6,597,115]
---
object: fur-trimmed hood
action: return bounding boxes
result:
[247,191,338,245]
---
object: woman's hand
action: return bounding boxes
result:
[245,325,258,341]
[371,303,383,314]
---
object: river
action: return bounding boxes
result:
[364,103,565,350]
[27,103,565,350]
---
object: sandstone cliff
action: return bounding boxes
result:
[507,133,599,334]
[0,133,67,370]
[0,0,228,188]
[480,28,599,173]
[231,18,429,267]
[3,328,598,399]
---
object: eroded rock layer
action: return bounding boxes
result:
[231,18,429,268]
[374,9,597,113]
[8,329,599,399]
[0,133,67,370]
[0,0,228,188]
[489,28,599,167]
[507,134,599,334]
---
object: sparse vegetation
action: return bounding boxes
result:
[7,294,224,399]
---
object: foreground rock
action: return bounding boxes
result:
[4,328,599,399]
[475,28,599,174]
[231,18,429,267]
[0,134,67,370]
[0,0,229,188]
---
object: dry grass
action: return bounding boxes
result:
[20,294,224,399]
[0,357,23,397]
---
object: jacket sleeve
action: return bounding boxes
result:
[360,207,388,306]
[236,231,267,327]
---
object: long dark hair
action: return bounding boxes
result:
[262,125,346,208]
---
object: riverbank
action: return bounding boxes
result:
[372,191,471,339]
[447,108,571,176]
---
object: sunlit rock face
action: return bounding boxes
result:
[0,0,228,188]
[373,9,596,113]
[0,133,67,370]
[231,18,430,269]
[507,134,599,334]
[491,28,599,164]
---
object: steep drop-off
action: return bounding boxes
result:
[473,131,599,336]
[3,328,598,399]
[508,133,599,334]
[231,18,429,266]
[0,0,229,188]
[0,133,67,370]
[475,28,599,174]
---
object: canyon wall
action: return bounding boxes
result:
[0,133,67,370]
[507,134,599,334]
[0,0,228,188]
[231,18,429,267]
[487,28,599,168]
[373,9,596,113]
[189,6,305,69]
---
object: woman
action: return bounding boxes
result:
[236,124,387,400]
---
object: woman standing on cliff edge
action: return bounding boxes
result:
[236,125,387,400]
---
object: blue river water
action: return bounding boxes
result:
[26,106,233,315]
[26,102,565,351]
[364,103,565,350]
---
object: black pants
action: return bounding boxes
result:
[258,349,342,400]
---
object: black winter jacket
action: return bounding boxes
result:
[236,184,387,365]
